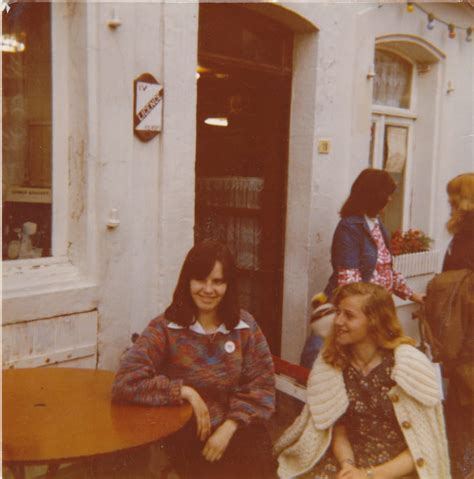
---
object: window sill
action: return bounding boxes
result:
[3,258,98,325]
[372,106,417,120]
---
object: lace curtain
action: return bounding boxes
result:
[196,177,264,209]
[196,177,264,270]
[373,50,412,109]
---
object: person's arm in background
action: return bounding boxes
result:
[392,271,424,304]
[332,222,364,287]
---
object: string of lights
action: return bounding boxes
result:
[406,2,473,41]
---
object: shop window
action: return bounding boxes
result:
[370,48,415,233]
[2,3,52,260]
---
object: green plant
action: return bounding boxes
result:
[390,229,433,255]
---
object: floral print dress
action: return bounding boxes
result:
[306,351,418,479]
[337,218,413,300]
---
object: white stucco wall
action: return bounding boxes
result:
[2,2,198,371]
[93,2,198,368]
[3,1,472,368]
[90,3,197,367]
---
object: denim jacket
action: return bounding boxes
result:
[324,215,391,298]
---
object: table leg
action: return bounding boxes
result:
[46,463,61,479]
[9,465,25,479]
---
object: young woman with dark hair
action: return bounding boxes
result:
[339,168,398,218]
[301,169,424,369]
[112,240,277,479]
[326,168,423,302]
[276,283,451,479]
[164,239,240,329]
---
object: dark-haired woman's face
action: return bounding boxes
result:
[190,261,227,315]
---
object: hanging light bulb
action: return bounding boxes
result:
[427,13,435,30]
[448,24,456,39]
[466,27,473,43]
[406,2,414,13]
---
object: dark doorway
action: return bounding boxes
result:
[195,4,293,353]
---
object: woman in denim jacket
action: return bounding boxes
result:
[301,169,424,368]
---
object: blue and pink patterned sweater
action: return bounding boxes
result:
[111,310,276,430]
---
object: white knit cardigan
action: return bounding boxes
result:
[275,344,451,479]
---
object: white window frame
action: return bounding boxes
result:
[2,3,98,323]
[370,47,417,232]
[370,114,415,232]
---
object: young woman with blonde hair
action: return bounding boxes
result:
[276,282,450,479]
[443,172,474,271]
[438,172,474,478]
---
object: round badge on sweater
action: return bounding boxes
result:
[224,341,236,353]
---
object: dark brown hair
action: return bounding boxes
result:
[340,168,397,218]
[165,240,240,328]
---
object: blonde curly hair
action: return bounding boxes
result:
[322,283,414,369]
[446,173,474,235]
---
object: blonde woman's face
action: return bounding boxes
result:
[334,295,371,346]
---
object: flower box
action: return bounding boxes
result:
[393,250,439,278]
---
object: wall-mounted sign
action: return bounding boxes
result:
[133,73,163,142]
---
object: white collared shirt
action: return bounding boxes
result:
[364,215,378,232]
[167,319,250,335]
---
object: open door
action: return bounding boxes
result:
[195,4,293,353]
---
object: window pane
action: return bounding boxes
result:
[2,3,52,260]
[381,125,408,233]
[373,50,412,109]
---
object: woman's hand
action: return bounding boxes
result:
[410,292,426,304]
[181,385,211,441]
[336,464,363,478]
[202,419,238,462]
[337,465,371,479]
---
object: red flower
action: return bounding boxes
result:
[390,229,433,255]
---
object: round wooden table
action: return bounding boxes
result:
[3,368,192,478]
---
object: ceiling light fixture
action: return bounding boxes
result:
[2,34,25,53]
[204,117,229,127]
